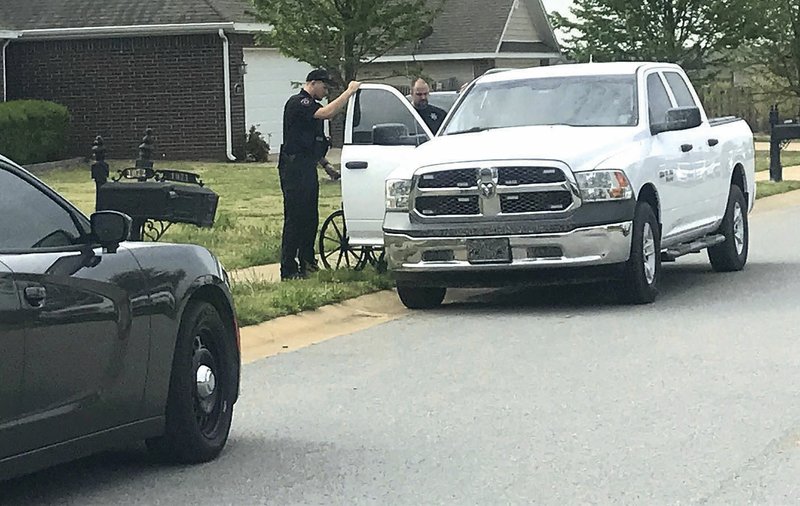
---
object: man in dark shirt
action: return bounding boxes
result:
[279,69,359,280]
[411,78,447,134]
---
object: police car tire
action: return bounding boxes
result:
[146,302,235,464]
[397,285,446,309]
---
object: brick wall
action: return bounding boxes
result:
[6,33,253,161]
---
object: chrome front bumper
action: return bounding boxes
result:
[385,221,633,272]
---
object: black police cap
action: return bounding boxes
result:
[306,69,334,84]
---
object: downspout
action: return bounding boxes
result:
[2,40,10,102]
[218,29,236,161]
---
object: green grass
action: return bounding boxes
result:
[756,180,800,199]
[755,150,800,172]
[39,159,342,270]
[232,268,393,326]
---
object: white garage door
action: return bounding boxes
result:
[243,48,313,152]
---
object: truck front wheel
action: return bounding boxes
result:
[619,201,660,304]
[707,184,748,272]
[397,284,446,309]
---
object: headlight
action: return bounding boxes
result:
[385,179,412,211]
[575,170,633,202]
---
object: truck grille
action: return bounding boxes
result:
[412,165,574,217]
[498,166,566,185]
[415,195,480,216]
[417,168,477,189]
[500,192,573,213]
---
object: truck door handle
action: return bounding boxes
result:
[707,138,719,147]
[345,161,368,170]
[681,144,693,152]
[24,285,47,306]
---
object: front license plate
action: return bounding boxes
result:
[467,238,511,264]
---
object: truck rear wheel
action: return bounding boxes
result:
[619,201,660,304]
[708,185,748,272]
[397,284,446,309]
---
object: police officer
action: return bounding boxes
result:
[411,78,447,134]
[279,69,360,280]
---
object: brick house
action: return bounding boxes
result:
[0,0,559,161]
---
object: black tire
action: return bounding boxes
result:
[619,201,661,304]
[397,284,446,309]
[146,301,237,464]
[708,185,749,272]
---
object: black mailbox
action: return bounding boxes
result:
[96,168,219,240]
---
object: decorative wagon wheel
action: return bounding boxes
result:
[318,209,368,270]
[355,247,388,273]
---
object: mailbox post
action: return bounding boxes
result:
[90,135,109,211]
[769,105,800,182]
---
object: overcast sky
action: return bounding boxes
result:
[541,0,573,16]
[541,0,574,41]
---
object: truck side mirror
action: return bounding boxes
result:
[651,106,702,135]
[373,123,428,146]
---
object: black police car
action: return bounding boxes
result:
[0,154,240,480]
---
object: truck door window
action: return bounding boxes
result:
[352,89,429,145]
[663,72,698,108]
[646,73,672,125]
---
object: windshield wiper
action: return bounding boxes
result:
[445,126,493,136]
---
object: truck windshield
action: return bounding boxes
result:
[443,75,639,135]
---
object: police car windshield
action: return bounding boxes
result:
[442,75,638,135]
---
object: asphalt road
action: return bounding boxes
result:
[4,204,800,504]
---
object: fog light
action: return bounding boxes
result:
[527,246,563,258]
[422,250,455,262]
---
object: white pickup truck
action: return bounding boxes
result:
[340,62,755,308]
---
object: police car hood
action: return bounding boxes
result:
[388,125,641,178]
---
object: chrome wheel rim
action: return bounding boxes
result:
[642,222,656,285]
[733,202,745,255]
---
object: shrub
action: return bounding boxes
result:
[0,100,70,164]
[245,125,270,162]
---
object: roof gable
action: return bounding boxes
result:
[502,0,539,42]
[388,0,559,57]
[0,0,256,31]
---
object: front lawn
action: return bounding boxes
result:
[40,159,342,270]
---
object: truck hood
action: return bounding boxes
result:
[394,125,644,177]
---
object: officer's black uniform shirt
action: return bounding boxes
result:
[282,89,324,155]
[415,103,447,134]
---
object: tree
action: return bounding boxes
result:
[746,0,800,100]
[252,0,445,87]
[551,0,759,73]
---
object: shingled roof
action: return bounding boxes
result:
[386,0,559,58]
[0,0,558,58]
[0,0,256,30]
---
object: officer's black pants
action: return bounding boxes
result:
[278,152,319,278]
